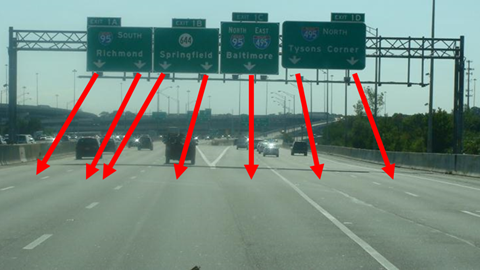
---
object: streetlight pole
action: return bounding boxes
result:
[427,0,436,153]
[326,70,329,144]
[176,85,180,115]
[36,73,39,106]
[120,83,123,103]
[22,86,26,106]
[266,82,268,115]
[55,94,59,109]
[238,78,241,115]
[330,74,334,115]
[72,69,77,103]
[187,90,191,112]
[474,78,477,108]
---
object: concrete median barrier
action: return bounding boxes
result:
[0,142,76,166]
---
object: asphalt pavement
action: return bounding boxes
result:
[0,140,479,269]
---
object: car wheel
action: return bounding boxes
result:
[276,153,279,157]
[291,151,294,156]
[166,157,170,164]
[191,158,195,165]
[263,153,266,157]
[76,155,81,160]
[304,152,307,156]
[236,146,239,150]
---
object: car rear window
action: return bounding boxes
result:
[294,142,307,148]
[77,138,98,146]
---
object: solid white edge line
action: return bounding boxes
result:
[0,186,15,191]
[85,202,99,209]
[196,146,214,167]
[404,174,480,192]
[211,146,231,167]
[40,176,49,180]
[405,192,419,197]
[461,210,480,218]
[372,182,381,186]
[23,234,53,250]
[114,185,123,190]
[268,167,399,270]
[130,176,137,180]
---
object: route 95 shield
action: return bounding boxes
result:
[98,32,113,46]
[230,35,245,49]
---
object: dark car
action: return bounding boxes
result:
[76,137,102,160]
[291,141,308,156]
[102,138,117,152]
[128,137,140,148]
[138,136,153,151]
[165,133,196,164]
[257,141,267,153]
[236,137,248,150]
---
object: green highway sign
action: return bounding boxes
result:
[154,28,219,73]
[87,17,121,27]
[172,18,206,28]
[331,13,365,23]
[282,21,366,70]
[232,12,268,22]
[220,22,279,74]
[87,27,152,72]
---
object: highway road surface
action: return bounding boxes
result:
[0,141,479,269]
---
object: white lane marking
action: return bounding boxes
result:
[0,186,15,191]
[85,202,99,209]
[372,182,381,186]
[268,167,399,270]
[461,211,480,218]
[40,176,50,180]
[67,169,74,173]
[130,176,137,180]
[402,174,480,192]
[23,234,53,250]
[196,147,214,167]
[405,192,419,197]
[114,185,123,190]
[140,170,145,173]
[349,175,357,179]
[211,147,231,167]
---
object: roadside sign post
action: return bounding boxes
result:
[220,22,279,74]
[154,28,219,73]
[282,21,366,70]
[87,27,152,72]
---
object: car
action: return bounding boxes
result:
[44,136,55,143]
[263,143,279,157]
[128,137,140,148]
[291,141,308,156]
[61,135,71,142]
[252,139,262,149]
[236,137,248,150]
[0,135,6,144]
[17,134,34,144]
[102,138,117,152]
[138,135,153,151]
[257,141,268,153]
[76,137,102,160]
[165,133,196,164]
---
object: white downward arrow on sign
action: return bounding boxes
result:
[201,62,213,71]
[289,56,301,64]
[134,60,146,69]
[93,60,105,68]
[159,61,171,70]
[347,57,359,66]
[244,62,256,71]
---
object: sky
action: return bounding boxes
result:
[0,0,478,117]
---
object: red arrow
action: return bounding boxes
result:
[36,73,99,175]
[103,73,166,179]
[244,75,259,179]
[295,73,325,179]
[352,73,396,179]
[174,75,209,179]
[86,73,141,179]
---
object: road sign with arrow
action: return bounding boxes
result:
[87,27,152,72]
[154,28,219,73]
[220,22,279,74]
[282,21,366,70]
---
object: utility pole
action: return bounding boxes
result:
[72,69,77,103]
[466,60,474,109]
[344,70,349,146]
[22,86,26,106]
[474,78,477,108]
[427,0,436,153]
